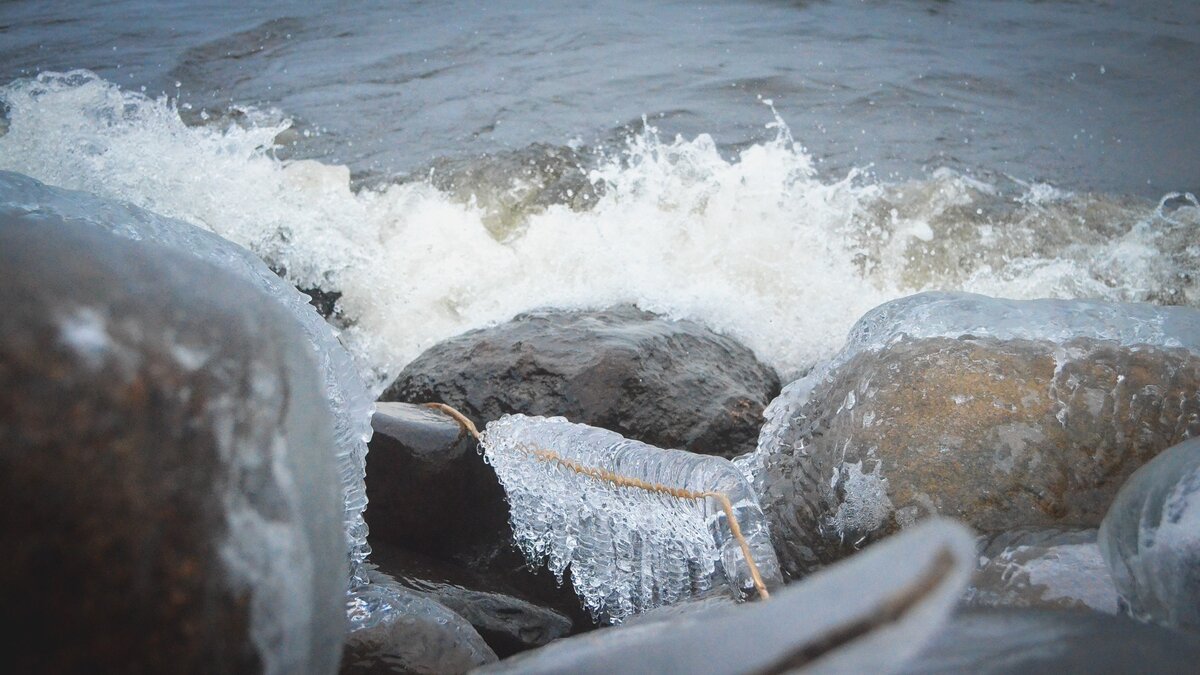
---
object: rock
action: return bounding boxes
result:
[965,528,1119,613]
[0,171,376,587]
[364,402,509,556]
[342,571,498,675]
[1099,437,1200,632]
[479,519,976,674]
[898,607,1200,674]
[384,305,780,458]
[369,543,573,658]
[0,214,345,671]
[750,292,1200,578]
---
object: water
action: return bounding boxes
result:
[2,0,1198,389]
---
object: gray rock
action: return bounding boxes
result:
[752,293,1200,578]
[965,528,1119,614]
[1099,437,1200,632]
[383,305,780,458]
[364,402,509,556]
[479,519,976,675]
[899,607,1200,674]
[0,215,344,671]
[369,543,573,658]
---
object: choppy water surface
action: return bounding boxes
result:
[1,0,1197,390]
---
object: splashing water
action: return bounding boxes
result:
[1,70,1196,392]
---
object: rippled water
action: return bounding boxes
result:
[2,0,1197,389]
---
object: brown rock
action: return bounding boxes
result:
[759,332,1200,577]
[0,213,345,672]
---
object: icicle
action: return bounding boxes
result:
[478,414,782,623]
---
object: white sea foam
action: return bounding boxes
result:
[2,71,1196,390]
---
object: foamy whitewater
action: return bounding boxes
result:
[2,71,1197,390]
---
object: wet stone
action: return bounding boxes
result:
[964,528,1119,614]
[342,570,498,675]
[0,215,345,672]
[1099,437,1200,632]
[364,402,509,557]
[758,331,1200,577]
[383,305,780,458]
[369,542,573,658]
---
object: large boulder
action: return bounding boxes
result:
[383,305,780,458]
[0,215,345,671]
[749,292,1200,578]
[1099,437,1200,632]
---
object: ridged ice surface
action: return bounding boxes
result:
[0,172,375,590]
[480,415,781,623]
[1099,438,1200,631]
[746,291,1200,478]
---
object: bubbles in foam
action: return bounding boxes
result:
[1,70,1196,388]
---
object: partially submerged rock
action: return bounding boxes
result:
[384,305,780,458]
[748,292,1200,577]
[1099,437,1200,632]
[965,528,1119,613]
[899,607,1200,674]
[0,213,345,671]
[479,519,976,674]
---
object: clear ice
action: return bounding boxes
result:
[743,291,1200,487]
[479,414,782,623]
[0,173,377,602]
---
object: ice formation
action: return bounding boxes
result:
[1099,437,1200,630]
[747,291,1200,480]
[0,173,376,593]
[479,414,782,623]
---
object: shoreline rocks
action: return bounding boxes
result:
[384,305,780,458]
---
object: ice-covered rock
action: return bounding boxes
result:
[745,292,1200,577]
[0,215,345,672]
[1099,437,1200,632]
[368,542,574,657]
[965,528,1119,613]
[343,570,497,674]
[0,171,375,587]
[899,607,1200,674]
[386,305,781,458]
[479,519,976,674]
[480,414,783,623]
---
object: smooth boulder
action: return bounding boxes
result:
[1099,437,1200,632]
[0,215,345,671]
[383,305,780,458]
[751,292,1200,577]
